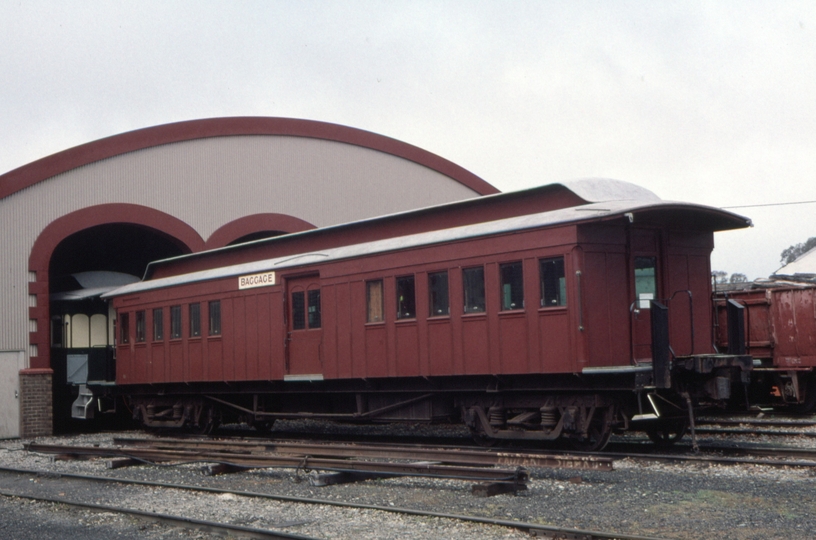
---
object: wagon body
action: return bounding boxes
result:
[111,207,719,386]
[715,286,816,407]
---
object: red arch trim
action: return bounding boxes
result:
[1,117,500,200]
[27,203,205,370]
[205,213,316,250]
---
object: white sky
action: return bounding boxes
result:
[2,1,815,280]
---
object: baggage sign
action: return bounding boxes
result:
[238,271,276,290]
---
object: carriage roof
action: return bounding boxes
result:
[103,188,750,299]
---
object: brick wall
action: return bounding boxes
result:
[19,369,53,438]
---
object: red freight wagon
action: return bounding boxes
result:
[94,181,751,449]
[715,285,816,410]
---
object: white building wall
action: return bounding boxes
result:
[0,351,25,439]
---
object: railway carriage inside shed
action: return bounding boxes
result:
[94,180,752,449]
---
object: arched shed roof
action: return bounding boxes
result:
[0,117,499,200]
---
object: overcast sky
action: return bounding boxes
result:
[2,1,815,279]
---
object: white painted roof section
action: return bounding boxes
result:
[52,287,121,301]
[103,197,742,299]
[771,246,816,281]
[73,271,140,289]
[51,271,141,301]
[558,178,661,203]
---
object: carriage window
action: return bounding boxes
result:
[367,280,384,322]
[208,301,221,335]
[429,271,449,316]
[307,289,321,329]
[170,305,182,339]
[396,276,416,319]
[463,267,485,313]
[119,312,130,344]
[153,308,164,341]
[540,257,566,307]
[500,262,524,311]
[635,256,657,309]
[189,303,201,337]
[135,311,146,342]
[51,315,64,348]
[292,291,306,330]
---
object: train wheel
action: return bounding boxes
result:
[570,407,613,452]
[190,403,221,435]
[252,419,276,433]
[792,373,816,413]
[646,419,688,447]
[468,425,499,447]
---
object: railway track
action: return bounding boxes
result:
[599,443,816,468]
[0,466,663,540]
[111,434,816,469]
[28,430,816,481]
[0,475,313,539]
[698,416,816,428]
[112,435,613,470]
[11,434,816,538]
[693,426,816,438]
[690,415,816,440]
[25,436,613,498]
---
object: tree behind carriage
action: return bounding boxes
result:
[781,237,816,266]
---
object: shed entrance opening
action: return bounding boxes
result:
[48,223,187,432]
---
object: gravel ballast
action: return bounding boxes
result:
[1,423,815,539]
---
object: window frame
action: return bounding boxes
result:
[170,305,182,339]
[634,256,658,309]
[291,290,306,330]
[462,266,486,314]
[51,315,64,348]
[539,256,567,308]
[189,303,201,338]
[208,300,221,336]
[366,280,384,323]
[135,310,146,342]
[119,312,130,344]
[499,261,524,311]
[428,271,450,317]
[307,288,321,329]
[396,275,416,320]
[152,308,164,341]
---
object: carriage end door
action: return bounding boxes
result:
[630,229,660,362]
[285,276,323,380]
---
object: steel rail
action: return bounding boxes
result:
[25,442,528,483]
[697,418,816,428]
[114,433,815,470]
[112,436,614,471]
[0,486,316,539]
[693,426,816,438]
[0,466,665,540]
[693,443,816,461]
[593,444,816,468]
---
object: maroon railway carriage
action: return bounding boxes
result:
[92,181,751,449]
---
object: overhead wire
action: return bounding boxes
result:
[722,200,816,210]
